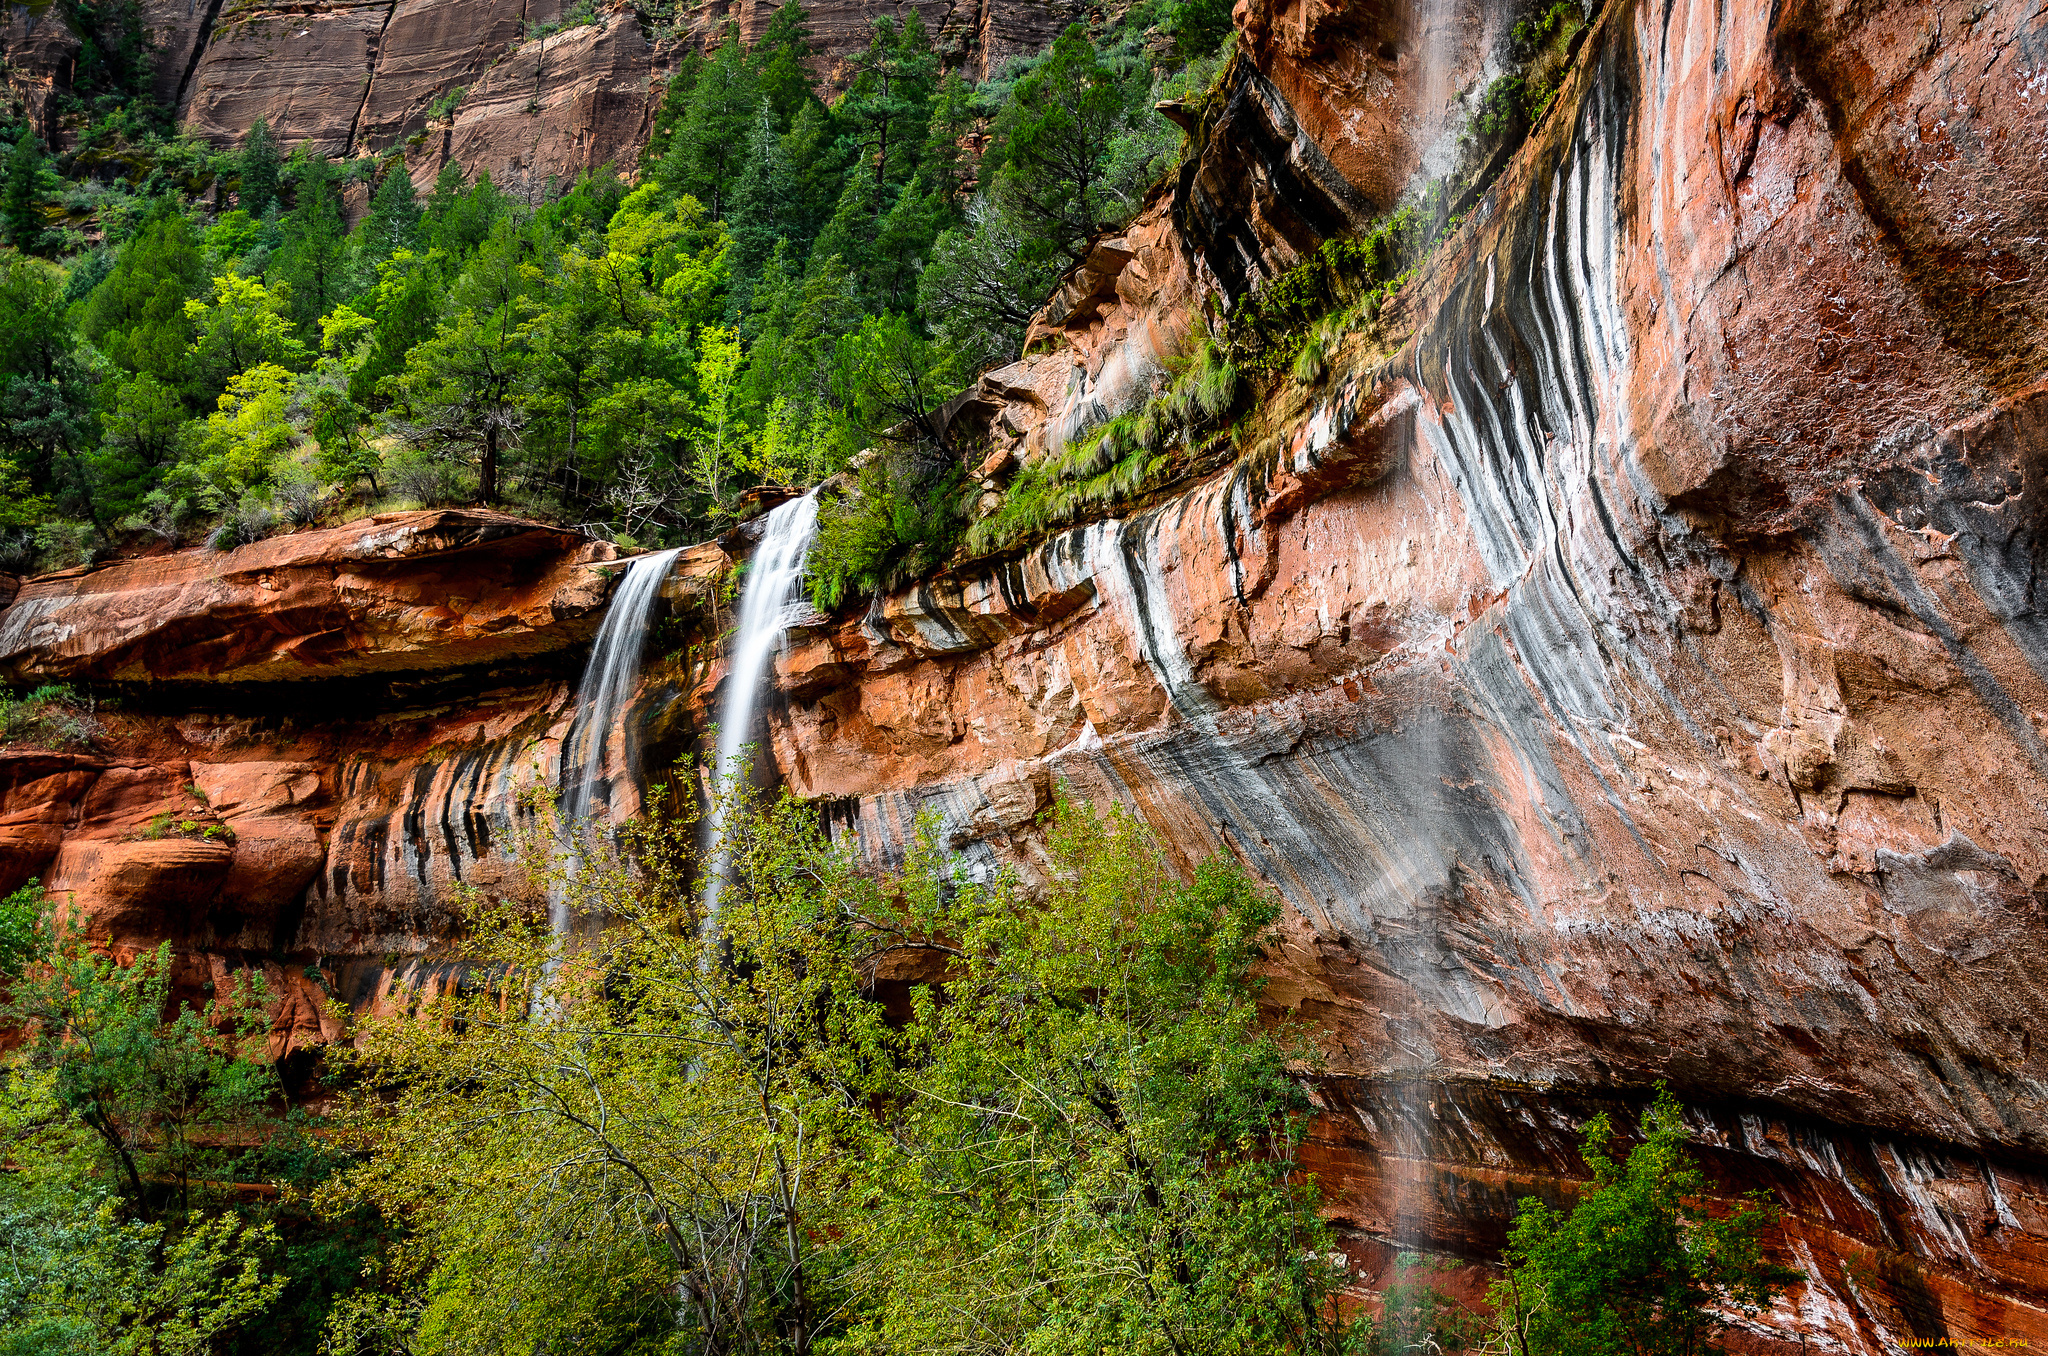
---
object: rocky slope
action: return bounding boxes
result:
[4,0,2048,1349]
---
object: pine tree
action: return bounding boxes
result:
[919,71,978,209]
[779,100,836,244]
[836,15,938,221]
[727,101,798,292]
[239,119,281,218]
[674,21,759,219]
[273,152,348,332]
[867,176,946,314]
[79,208,206,385]
[644,49,705,169]
[985,24,1135,266]
[361,159,423,260]
[809,159,881,301]
[747,2,819,126]
[1,130,45,254]
[422,163,504,258]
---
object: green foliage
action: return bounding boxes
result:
[983,24,1145,269]
[859,799,1365,1356]
[1477,2,1586,138]
[1222,207,1426,373]
[807,444,962,608]
[0,685,102,750]
[80,210,204,386]
[423,86,467,124]
[966,338,1235,557]
[238,119,280,219]
[0,4,1249,571]
[273,153,350,334]
[0,899,364,1353]
[3,130,51,255]
[7,929,279,1218]
[1165,0,1237,61]
[332,788,1367,1356]
[1491,1086,1802,1356]
[183,273,306,393]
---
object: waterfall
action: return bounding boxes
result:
[701,491,820,926]
[554,546,682,937]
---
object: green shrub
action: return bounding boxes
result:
[424,86,467,123]
[965,337,1238,558]
[0,686,101,749]
[806,447,966,610]
[1491,1085,1801,1355]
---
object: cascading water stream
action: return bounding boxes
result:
[553,546,683,938]
[701,491,820,928]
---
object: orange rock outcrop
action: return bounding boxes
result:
[5,0,2048,1348]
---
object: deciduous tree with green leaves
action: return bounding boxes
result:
[330,788,1373,1356]
[1490,1087,1802,1356]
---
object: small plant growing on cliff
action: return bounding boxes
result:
[0,685,102,750]
[424,85,467,124]
[1490,1086,1801,1356]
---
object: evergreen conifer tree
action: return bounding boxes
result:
[1,129,45,254]
[809,159,882,301]
[643,49,705,169]
[985,24,1134,265]
[674,21,759,219]
[80,208,205,386]
[747,2,820,125]
[361,159,423,260]
[727,101,798,292]
[779,100,837,244]
[837,15,938,220]
[274,152,348,332]
[919,71,978,209]
[239,119,281,218]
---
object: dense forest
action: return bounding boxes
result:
[0,789,1796,1354]
[0,0,1238,604]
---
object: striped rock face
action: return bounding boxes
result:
[703,0,2048,1347]
[4,0,2047,1347]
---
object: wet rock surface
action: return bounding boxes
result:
[5,0,2048,1347]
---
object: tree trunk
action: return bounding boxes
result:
[480,426,499,504]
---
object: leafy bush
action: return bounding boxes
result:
[1491,1086,1801,1355]
[0,686,102,749]
[335,789,1374,1356]
[118,489,193,544]
[807,446,965,609]
[381,446,470,506]
[270,460,326,527]
[206,498,275,552]
[423,86,467,124]
[32,519,102,572]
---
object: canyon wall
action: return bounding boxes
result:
[725,0,2048,1346]
[3,0,2047,1350]
[2,0,1077,198]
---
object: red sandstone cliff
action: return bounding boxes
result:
[5,0,2048,1349]
[130,0,1079,198]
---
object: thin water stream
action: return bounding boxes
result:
[554,546,683,937]
[702,491,820,927]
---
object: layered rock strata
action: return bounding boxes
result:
[2,0,2046,1348]
[691,0,2048,1346]
[135,0,1078,195]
